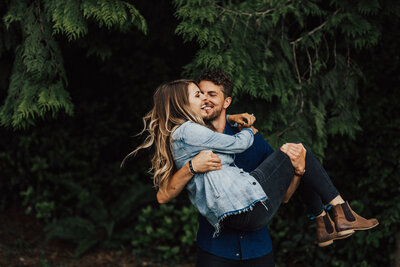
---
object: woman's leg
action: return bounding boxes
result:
[223,150,294,230]
[224,148,341,231]
[300,148,340,204]
[297,181,325,216]
[224,145,378,246]
[288,148,377,245]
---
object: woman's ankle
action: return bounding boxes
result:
[316,210,326,218]
[329,195,345,206]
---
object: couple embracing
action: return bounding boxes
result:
[124,69,378,267]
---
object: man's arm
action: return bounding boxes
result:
[157,150,222,204]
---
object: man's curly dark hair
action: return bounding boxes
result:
[197,69,233,98]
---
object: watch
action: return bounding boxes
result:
[188,160,197,175]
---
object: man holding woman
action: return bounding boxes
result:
[157,69,278,266]
[126,70,378,267]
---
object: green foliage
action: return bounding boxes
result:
[46,0,148,40]
[0,0,147,129]
[0,1,398,266]
[0,1,195,261]
[45,217,98,258]
[269,3,400,265]
[0,101,155,257]
[170,1,398,266]
[131,201,198,263]
[1,1,73,129]
[35,200,55,219]
[174,0,383,157]
[38,258,56,267]
[42,178,156,257]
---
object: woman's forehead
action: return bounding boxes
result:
[188,82,201,93]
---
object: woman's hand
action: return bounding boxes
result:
[280,143,306,174]
[250,126,258,135]
[191,150,222,172]
[227,113,256,129]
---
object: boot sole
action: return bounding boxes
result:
[318,232,354,247]
[334,232,354,240]
[353,221,379,231]
[337,229,355,236]
[318,240,333,247]
[338,221,379,232]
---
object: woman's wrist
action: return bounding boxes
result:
[188,160,197,175]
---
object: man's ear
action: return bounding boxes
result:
[223,97,232,109]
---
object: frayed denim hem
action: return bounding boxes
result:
[212,197,268,238]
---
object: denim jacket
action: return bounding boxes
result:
[171,121,268,234]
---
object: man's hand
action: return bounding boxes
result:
[227,113,256,130]
[280,143,306,174]
[192,150,222,173]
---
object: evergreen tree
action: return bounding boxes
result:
[174,0,390,156]
[0,1,398,264]
[0,0,147,129]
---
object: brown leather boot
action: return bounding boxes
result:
[316,213,353,247]
[331,201,379,235]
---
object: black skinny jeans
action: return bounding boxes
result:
[223,148,340,231]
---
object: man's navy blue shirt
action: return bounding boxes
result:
[196,122,275,260]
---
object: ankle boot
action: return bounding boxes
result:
[331,201,379,234]
[316,213,353,247]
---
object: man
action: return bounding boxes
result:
[157,69,304,266]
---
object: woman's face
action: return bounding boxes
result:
[188,82,208,118]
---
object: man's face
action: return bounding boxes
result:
[199,80,230,122]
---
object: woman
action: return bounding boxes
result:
[124,79,378,247]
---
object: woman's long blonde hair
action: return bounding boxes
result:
[122,79,205,195]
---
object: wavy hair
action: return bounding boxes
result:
[122,79,205,195]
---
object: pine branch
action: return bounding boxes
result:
[290,8,341,45]
[306,47,312,83]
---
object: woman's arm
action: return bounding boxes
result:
[180,122,255,154]
[157,150,222,204]
[227,113,256,129]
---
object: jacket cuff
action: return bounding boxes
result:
[241,128,254,135]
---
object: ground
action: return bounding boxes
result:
[0,204,195,267]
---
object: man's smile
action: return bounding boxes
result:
[201,104,213,112]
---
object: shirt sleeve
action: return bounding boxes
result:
[180,122,254,154]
